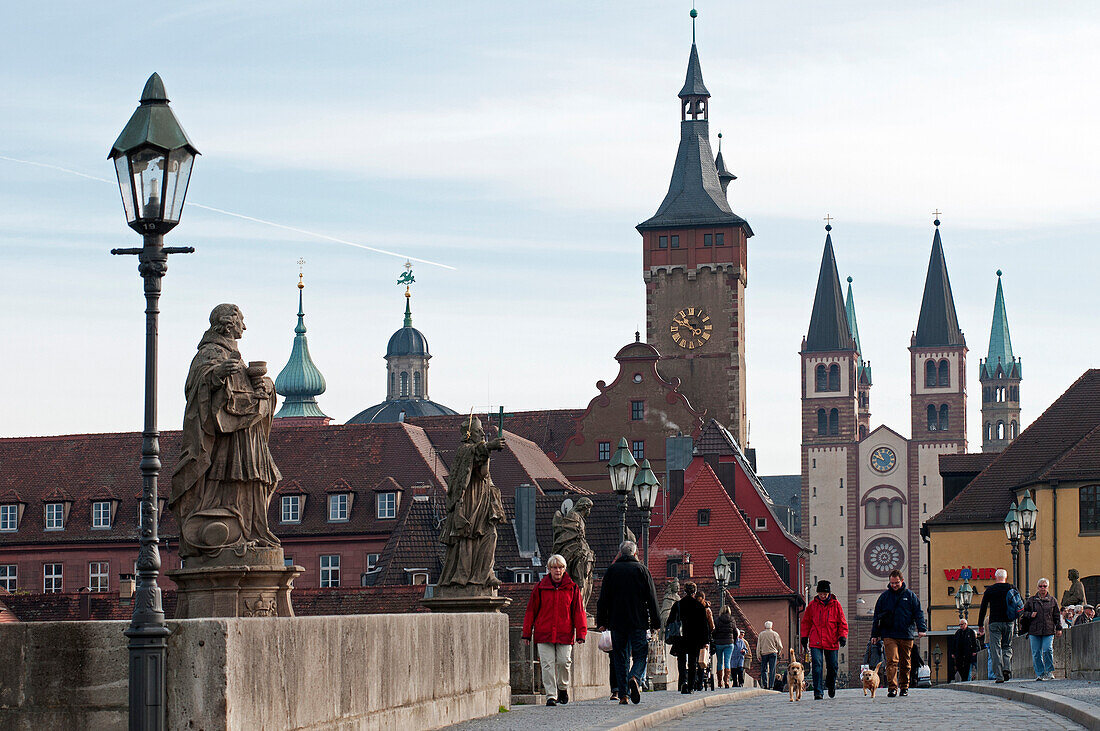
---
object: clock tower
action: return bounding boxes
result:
[639,36,754,446]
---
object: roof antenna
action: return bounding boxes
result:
[691,6,698,44]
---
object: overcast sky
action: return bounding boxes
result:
[2,2,1098,475]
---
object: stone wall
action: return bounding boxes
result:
[0,613,509,730]
[975,620,1100,681]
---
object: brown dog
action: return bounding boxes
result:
[787,649,805,702]
[861,662,883,698]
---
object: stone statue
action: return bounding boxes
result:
[170,304,282,564]
[438,415,506,589]
[660,577,681,629]
[553,497,595,608]
[1062,568,1087,608]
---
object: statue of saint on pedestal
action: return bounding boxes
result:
[660,577,681,629]
[552,497,595,608]
[438,415,506,589]
[170,304,282,564]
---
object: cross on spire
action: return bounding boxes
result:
[933,209,942,226]
[824,213,834,231]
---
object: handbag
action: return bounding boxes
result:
[665,617,682,644]
[598,630,613,653]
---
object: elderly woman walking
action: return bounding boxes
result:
[1021,577,1062,681]
[522,554,588,706]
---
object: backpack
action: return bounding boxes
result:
[1006,587,1025,618]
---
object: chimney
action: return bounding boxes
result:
[78,587,91,621]
[666,434,692,514]
[411,482,430,502]
[119,573,135,605]
[514,484,537,557]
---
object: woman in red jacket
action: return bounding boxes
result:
[799,579,849,700]
[522,554,589,706]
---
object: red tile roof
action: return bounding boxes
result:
[407,410,584,461]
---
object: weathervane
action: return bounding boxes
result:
[297,257,305,289]
[397,259,415,296]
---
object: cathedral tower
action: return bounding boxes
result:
[846,276,873,439]
[639,27,754,446]
[980,270,1022,452]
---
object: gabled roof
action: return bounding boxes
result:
[407,410,584,462]
[928,369,1100,525]
[914,226,965,348]
[982,271,1021,379]
[804,230,854,352]
[649,459,796,598]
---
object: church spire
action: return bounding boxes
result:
[805,223,853,352]
[715,132,736,195]
[982,270,1018,377]
[274,263,329,422]
[914,218,965,347]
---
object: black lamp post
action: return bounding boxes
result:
[608,438,638,545]
[631,458,659,567]
[1017,491,1038,597]
[109,73,198,731]
[955,578,974,621]
[713,550,731,612]
[1004,502,1021,585]
[932,645,942,685]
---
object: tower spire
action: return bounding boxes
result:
[805,222,853,352]
[984,269,1016,375]
[715,131,737,195]
[914,217,965,347]
[274,262,330,422]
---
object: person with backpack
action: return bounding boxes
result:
[1020,577,1062,681]
[976,568,1022,683]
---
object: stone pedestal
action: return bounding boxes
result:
[167,547,303,618]
[421,583,512,613]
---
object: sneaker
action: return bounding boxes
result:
[887,689,897,697]
[610,694,619,702]
[1042,673,1055,681]
[1004,670,1011,681]
[619,697,629,705]
[899,689,908,697]
[995,678,1006,684]
[628,677,641,704]
[546,698,557,707]
[814,694,823,700]
[558,689,569,705]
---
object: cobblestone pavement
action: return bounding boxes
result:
[653,687,1087,730]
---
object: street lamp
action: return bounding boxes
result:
[109,73,199,731]
[1004,502,1020,585]
[955,578,974,620]
[713,550,731,612]
[1018,491,1038,597]
[931,645,943,685]
[631,458,660,566]
[608,438,638,545]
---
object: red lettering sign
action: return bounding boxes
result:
[944,569,961,581]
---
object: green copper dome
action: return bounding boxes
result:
[275,280,329,419]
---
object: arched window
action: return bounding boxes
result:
[925,360,937,387]
[828,364,840,392]
[1081,485,1100,532]
[1011,386,1019,401]
[390,372,396,397]
[866,502,878,527]
[859,425,868,439]
[878,500,890,527]
[984,422,992,441]
[927,405,937,431]
[815,364,828,392]
[413,371,422,397]
[983,387,991,403]
[817,409,827,436]
[997,421,1005,439]
[828,408,839,436]
[938,360,950,387]
[1010,420,1018,438]
[889,499,903,527]
[939,404,949,431]
[997,387,1005,402]
[400,371,409,397]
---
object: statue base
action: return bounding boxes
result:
[167,551,303,619]
[420,583,512,613]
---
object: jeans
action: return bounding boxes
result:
[760,653,778,690]
[883,638,914,691]
[1029,634,1055,678]
[715,644,734,672]
[537,643,573,695]
[809,647,838,697]
[988,622,1014,680]
[611,628,649,697]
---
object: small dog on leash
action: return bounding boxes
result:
[861,662,883,698]
[787,649,805,702]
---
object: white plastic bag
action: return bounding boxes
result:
[598,630,613,653]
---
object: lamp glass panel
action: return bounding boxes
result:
[113,155,136,222]
[163,148,194,223]
[131,148,167,220]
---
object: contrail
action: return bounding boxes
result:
[0,154,456,270]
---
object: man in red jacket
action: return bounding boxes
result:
[800,579,849,700]
[522,554,588,706]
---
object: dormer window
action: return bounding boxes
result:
[45,502,65,531]
[92,501,112,529]
[377,492,396,519]
[328,493,349,522]
[281,495,301,523]
[0,504,17,532]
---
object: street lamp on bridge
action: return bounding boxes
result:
[955,578,974,621]
[631,458,659,567]
[1004,501,1021,585]
[608,438,638,546]
[713,550,731,612]
[109,72,199,731]
[1017,491,1038,597]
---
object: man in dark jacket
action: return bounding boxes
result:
[870,569,927,697]
[976,568,1017,683]
[596,540,660,705]
[951,617,980,681]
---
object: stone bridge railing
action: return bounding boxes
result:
[975,619,1100,681]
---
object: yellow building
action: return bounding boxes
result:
[924,369,1100,680]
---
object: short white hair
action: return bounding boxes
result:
[764,621,773,629]
[547,554,567,568]
[959,617,968,626]
[995,568,1007,580]
[619,540,637,557]
[1038,577,1050,588]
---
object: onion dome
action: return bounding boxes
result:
[274,271,329,419]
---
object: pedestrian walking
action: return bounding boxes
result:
[712,603,737,688]
[976,568,1019,683]
[1075,604,1095,625]
[756,620,783,691]
[521,554,588,707]
[951,617,980,681]
[595,540,660,705]
[1021,577,1062,681]
[669,581,710,694]
[870,568,927,698]
[800,579,848,700]
[731,629,749,687]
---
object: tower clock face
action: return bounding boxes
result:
[870,446,897,473]
[864,537,905,578]
[670,307,712,350]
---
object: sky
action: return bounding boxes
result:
[2,2,1098,475]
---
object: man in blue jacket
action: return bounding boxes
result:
[870,569,927,697]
